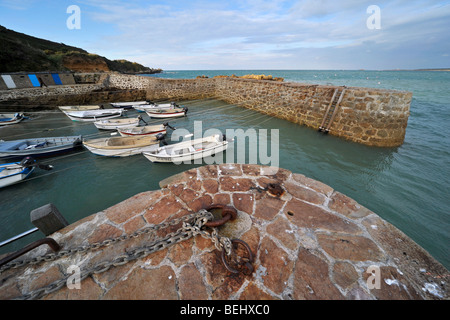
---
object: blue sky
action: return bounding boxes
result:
[1,0,449,70]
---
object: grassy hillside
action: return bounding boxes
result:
[0,25,162,74]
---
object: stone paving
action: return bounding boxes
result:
[0,164,447,300]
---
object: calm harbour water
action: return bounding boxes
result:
[0,70,449,270]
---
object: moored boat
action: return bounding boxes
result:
[134,102,178,112]
[110,101,150,109]
[118,124,166,137]
[117,122,176,137]
[0,113,24,126]
[0,136,83,159]
[64,109,124,122]
[0,157,53,188]
[83,135,163,157]
[142,134,228,163]
[145,107,188,119]
[0,161,34,188]
[58,105,100,113]
[94,117,142,130]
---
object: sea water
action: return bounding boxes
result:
[0,70,449,270]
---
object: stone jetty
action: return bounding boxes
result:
[0,72,411,147]
[0,164,447,300]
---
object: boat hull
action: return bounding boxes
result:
[142,135,228,163]
[83,143,159,157]
[134,103,173,113]
[145,109,186,119]
[0,136,83,159]
[111,101,149,109]
[118,125,166,137]
[0,163,34,188]
[0,113,24,126]
[65,109,123,122]
[58,105,100,113]
[94,118,140,130]
[83,136,160,157]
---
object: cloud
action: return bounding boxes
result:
[79,0,450,69]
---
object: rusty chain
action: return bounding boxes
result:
[1,206,250,300]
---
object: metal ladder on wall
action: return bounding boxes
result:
[318,87,346,133]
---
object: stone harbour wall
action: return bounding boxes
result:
[212,78,411,147]
[0,72,412,147]
[0,165,447,300]
[107,73,412,147]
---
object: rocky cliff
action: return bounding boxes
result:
[0,25,162,74]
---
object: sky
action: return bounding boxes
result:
[1,0,449,70]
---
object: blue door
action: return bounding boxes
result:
[51,73,63,85]
[28,74,41,87]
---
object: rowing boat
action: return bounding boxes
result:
[64,109,124,122]
[145,107,187,119]
[118,124,167,137]
[94,117,141,130]
[134,102,178,112]
[110,101,150,109]
[0,157,53,188]
[83,135,162,157]
[0,136,83,159]
[58,105,100,113]
[0,161,34,188]
[142,134,228,163]
[0,113,24,126]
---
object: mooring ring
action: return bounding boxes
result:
[204,204,237,227]
[221,239,254,274]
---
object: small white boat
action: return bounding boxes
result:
[142,134,228,163]
[58,105,100,113]
[94,117,142,130]
[118,124,167,137]
[110,101,150,109]
[83,135,163,157]
[145,107,188,119]
[0,161,35,188]
[0,157,53,188]
[134,102,178,112]
[0,136,82,159]
[64,109,124,122]
[0,113,24,126]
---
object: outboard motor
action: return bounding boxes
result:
[138,115,148,125]
[183,107,188,116]
[19,156,36,168]
[162,122,176,131]
[155,133,168,146]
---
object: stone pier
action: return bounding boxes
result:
[0,72,412,147]
[0,164,447,300]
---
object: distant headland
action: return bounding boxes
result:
[0,25,162,74]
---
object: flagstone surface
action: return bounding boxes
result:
[0,164,447,300]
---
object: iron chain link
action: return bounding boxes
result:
[2,209,233,300]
